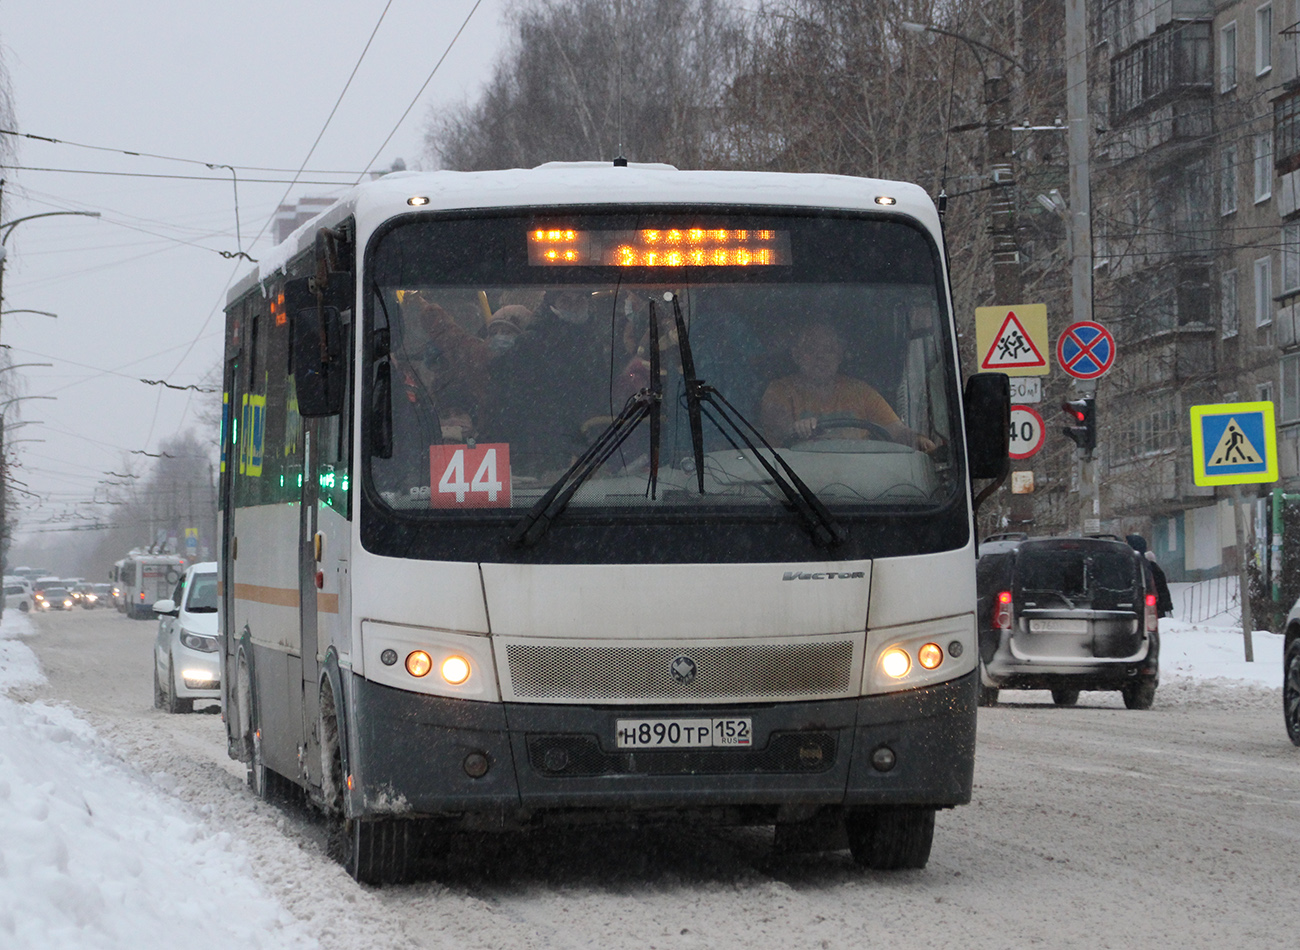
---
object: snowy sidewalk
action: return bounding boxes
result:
[0,610,316,950]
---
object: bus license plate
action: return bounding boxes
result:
[615,718,753,749]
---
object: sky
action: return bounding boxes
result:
[0,0,513,544]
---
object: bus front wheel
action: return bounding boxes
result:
[341,818,421,885]
[845,807,935,870]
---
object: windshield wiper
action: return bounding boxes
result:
[670,296,846,548]
[512,303,662,548]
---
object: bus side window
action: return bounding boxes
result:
[315,312,352,517]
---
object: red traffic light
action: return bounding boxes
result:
[1060,396,1097,455]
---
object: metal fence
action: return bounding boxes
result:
[1179,575,1238,624]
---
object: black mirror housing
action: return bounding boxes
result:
[287,275,351,417]
[964,373,1011,481]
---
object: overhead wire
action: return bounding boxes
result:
[356,0,486,181]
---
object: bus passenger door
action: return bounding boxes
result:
[298,319,351,795]
[298,426,321,789]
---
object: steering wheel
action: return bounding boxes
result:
[814,418,896,443]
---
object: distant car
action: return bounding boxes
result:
[152,562,220,714]
[84,583,113,609]
[36,586,75,611]
[976,535,1160,709]
[4,583,33,612]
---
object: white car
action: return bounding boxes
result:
[152,562,220,714]
[4,582,33,612]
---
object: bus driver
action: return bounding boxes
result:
[759,321,936,451]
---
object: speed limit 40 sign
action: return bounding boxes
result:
[1008,406,1046,460]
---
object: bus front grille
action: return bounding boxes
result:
[501,639,857,703]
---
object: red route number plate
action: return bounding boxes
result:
[429,444,512,508]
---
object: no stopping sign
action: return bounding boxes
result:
[1008,405,1045,459]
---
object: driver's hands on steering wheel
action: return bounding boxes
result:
[792,417,820,440]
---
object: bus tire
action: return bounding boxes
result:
[341,818,421,885]
[845,807,935,870]
[977,683,999,707]
[1050,688,1079,707]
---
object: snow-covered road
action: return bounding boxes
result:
[4,607,1300,949]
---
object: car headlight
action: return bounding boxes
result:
[179,631,219,653]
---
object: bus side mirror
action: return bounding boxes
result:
[287,275,352,417]
[964,373,1011,480]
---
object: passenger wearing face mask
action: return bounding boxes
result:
[481,305,530,357]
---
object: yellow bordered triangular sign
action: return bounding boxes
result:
[975,304,1050,376]
[1189,401,1278,486]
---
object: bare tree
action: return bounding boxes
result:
[426,0,749,169]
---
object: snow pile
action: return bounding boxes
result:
[0,609,43,693]
[1159,576,1282,689]
[0,612,317,950]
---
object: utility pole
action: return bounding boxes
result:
[987,75,1022,305]
[1065,0,1098,535]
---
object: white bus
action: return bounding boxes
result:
[115,553,187,619]
[219,163,1009,883]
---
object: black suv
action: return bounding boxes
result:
[976,535,1160,709]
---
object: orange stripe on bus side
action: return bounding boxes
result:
[233,583,298,607]
[232,583,339,614]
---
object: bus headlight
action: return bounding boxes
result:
[440,655,471,685]
[881,648,911,678]
[363,621,499,701]
[864,614,975,695]
[918,642,944,670]
[405,651,433,677]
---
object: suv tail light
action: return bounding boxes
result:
[1144,592,1158,633]
[993,591,1013,630]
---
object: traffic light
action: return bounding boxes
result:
[1062,395,1096,455]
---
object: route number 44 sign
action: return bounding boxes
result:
[430,444,512,508]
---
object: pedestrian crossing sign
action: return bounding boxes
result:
[1189,401,1278,486]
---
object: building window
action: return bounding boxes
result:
[1281,353,1300,421]
[1256,133,1273,202]
[1222,145,1239,215]
[1222,268,1239,338]
[1275,89,1300,174]
[1259,381,1275,405]
[1256,255,1274,325]
[1109,23,1213,118]
[1257,4,1273,75]
[1222,21,1238,91]
[1284,222,1300,293]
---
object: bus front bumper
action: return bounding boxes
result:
[344,671,976,823]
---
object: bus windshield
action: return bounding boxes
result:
[367,211,960,518]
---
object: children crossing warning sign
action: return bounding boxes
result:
[975,304,1049,375]
[1189,401,1278,486]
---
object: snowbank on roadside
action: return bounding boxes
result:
[1159,619,1281,688]
[0,612,317,950]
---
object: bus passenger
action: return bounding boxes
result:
[397,292,492,442]
[759,322,936,450]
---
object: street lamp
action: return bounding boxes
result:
[0,204,102,345]
[899,22,1029,74]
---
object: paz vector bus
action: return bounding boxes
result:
[218,162,1010,883]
